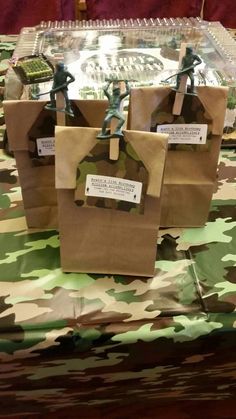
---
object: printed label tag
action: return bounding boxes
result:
[85,175,142,204]
[36,137,55,156]
[156,124,207,144]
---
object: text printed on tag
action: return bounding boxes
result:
[36,137,55,156]
[157,124,207,144]
[85,175,142,204]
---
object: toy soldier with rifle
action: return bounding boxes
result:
[163,47,202,94]
[176,47,202,93]
[45,62,75,115]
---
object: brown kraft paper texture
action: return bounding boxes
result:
[55,126,168,276]
[128,86,228,227]
[3,99,108,228]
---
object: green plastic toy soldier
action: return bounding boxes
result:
[162,47,202,94]
[97,79,130,139]
[175,47,202,93]
[45,62,75,115]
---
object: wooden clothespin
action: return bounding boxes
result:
[56,92,66,126]
[172,43,187,116]
[109,137,120,160]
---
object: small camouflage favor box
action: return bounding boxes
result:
[55,126,168,276]
[128,86,228,227]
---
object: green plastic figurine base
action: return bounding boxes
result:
[171,87,197,96]
[96,131,124,140]
[44,104,74,117]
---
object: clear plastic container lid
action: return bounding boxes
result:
[6,18,236,101]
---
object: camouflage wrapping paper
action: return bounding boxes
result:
[3,99,108,229]
[0,143,236,414]
[128,85,228,227]
[55,126,168,276]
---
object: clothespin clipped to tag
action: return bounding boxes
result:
[56,92,66,126]
[172,43,187,116]
[109,137,120,160]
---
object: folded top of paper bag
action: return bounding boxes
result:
[55,126,168,198]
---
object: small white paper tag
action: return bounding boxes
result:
[85,175,142,204]
[36,137,55,156]
[156,124,207,144]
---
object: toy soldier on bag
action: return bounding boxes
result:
[175,47,202,93]
[162,47,202,94]
[45,62,75,115]
[97,79,130,139]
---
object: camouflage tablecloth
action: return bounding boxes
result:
[0,146,236,417]
[0,36,236,418]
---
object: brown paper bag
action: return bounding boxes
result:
[3,99,108,228]
[128,86,228,227]
[55,126,168,276]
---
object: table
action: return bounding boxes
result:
[0,143,236,417]
[0,36,236,418]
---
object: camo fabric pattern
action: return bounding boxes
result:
[0,38,236,417]
[0,145,236,416]
[151,90,213,151]
[75,138,148,213]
